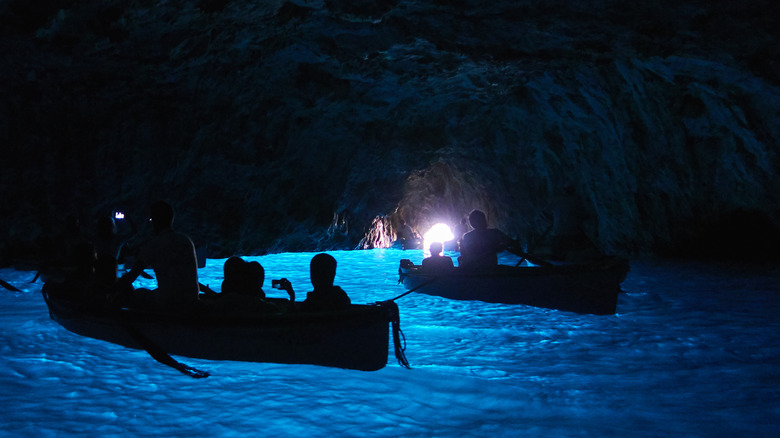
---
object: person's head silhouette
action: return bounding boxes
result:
[310,253,336,289]
[150,201,174,233]
[468,210,488,230]
[429,241,443,257]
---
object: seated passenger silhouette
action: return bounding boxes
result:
[221,256,265,298]
[93,215,120,271]
[422,242,454,271]
[275,253,350,312]
[202,256,282,314]
[118,201,200,310]
[458,210,508,270]
[90,214,133,299]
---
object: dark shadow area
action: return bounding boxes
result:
[661,209,780,261]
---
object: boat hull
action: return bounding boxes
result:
[398,258,629,315]
[43,284,393,371]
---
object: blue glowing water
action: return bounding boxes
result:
[1,249,778,437]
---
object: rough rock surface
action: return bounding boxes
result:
[1,0,778,260]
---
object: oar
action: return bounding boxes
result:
[120,319,210,379]
[509,249,553,267]
[0,277,21,292]
[123,262,155,280]
[42,279,209,378]
[506,240,553,267]
[388,276,441,302]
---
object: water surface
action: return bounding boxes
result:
[1,249,778,437]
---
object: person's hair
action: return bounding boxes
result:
[310,253,337,288]
[224,256,244,276]
[468,209,487,229]
[150,201,174,229]
[247,261,264,283]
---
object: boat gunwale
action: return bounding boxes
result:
[399,257,630,280]
[43,286,392,329]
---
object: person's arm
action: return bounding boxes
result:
[118,261,145,289]
[459,233,471,256]
[275,278,295,302]
[118,238,149,287]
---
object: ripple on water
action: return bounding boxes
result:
[1,254,779,437]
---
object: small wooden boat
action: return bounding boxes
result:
[42,283,408,375]
[398,257,629,315]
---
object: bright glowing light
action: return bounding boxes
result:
[423,223,454,256]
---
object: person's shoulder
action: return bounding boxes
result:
[302,286,350,311]
[334,286,350,306]
[221,278,241,294]
[172,229,193,240]
[331,285,349,298]
[322,286,350,305]
[487,228,508,245]
[165,229,195,246]
[138,232,160,253]
[421,256,438,266]
[488,228,507,238]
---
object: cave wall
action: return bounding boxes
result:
[1,0,778,261]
